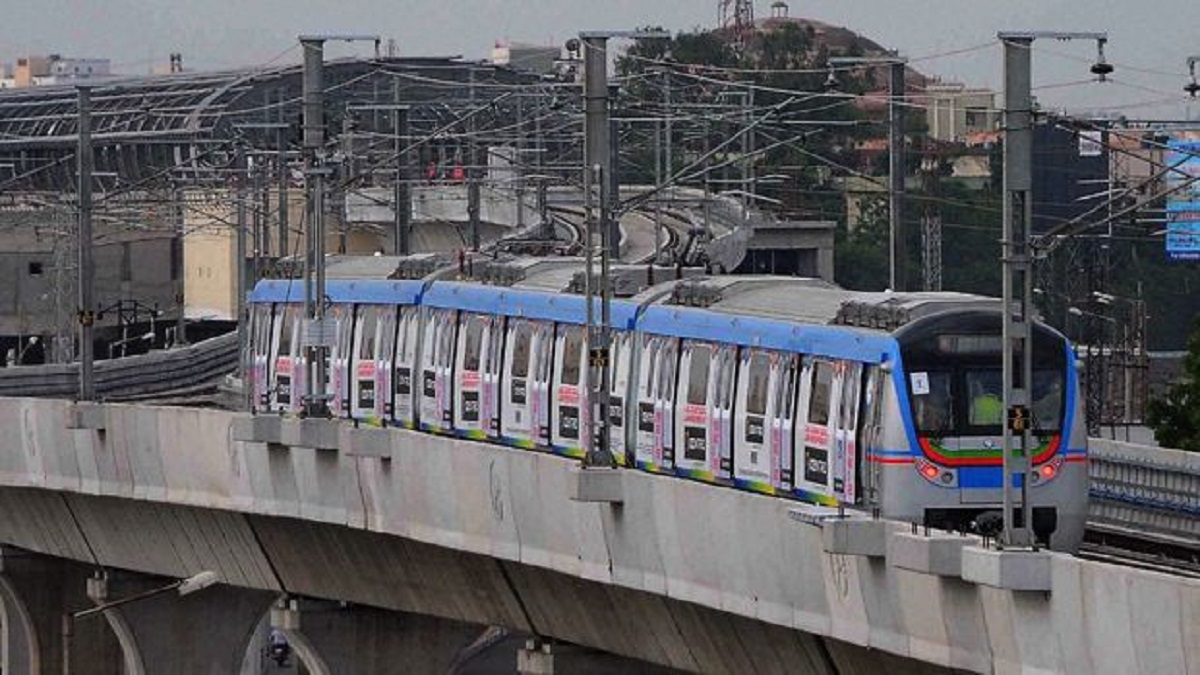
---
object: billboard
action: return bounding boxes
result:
[1166,138,1200,261]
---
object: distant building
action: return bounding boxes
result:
[1031,122,1109,235]
[0,206,177,365]
[921,82,999,143]
[4,54,113,88]
[490,42,560,76]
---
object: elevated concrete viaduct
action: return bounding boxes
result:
[0,397,1192,673]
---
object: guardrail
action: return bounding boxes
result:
[0,331,237,402]
[1088,437,1200,547]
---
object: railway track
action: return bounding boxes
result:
[1079,521,1200,577]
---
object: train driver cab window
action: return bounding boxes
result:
[911,370,954,435]
[966,369,1003,428]
[1031,369,1065,432]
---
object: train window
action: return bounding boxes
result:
[252,306,273,356]
[808,361,833,425]
[668,344,679,400]
[1031,369,1065,431]
[439,315,456,368]
[358,310,378,359]
[536,323,553,383]
[511,322,532,378]
[776,356,795,420]
[912,370,954,434]
[718,347,736,409]
[561,328,583,385]
[609,332,624,385]
[278,308,295,355]
[966,369,1003,427]
[687,346,711,405]
[643,337,658,394]
[840,363,862,430]
[745,351,770,416]
[463,316,483,372]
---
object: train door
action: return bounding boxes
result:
[270,304,304,415]
[833,362,863,504]
[502,319,551,447]
[392,306,420,428]
[454,313,502,439]
[713,344,736,482]
[859,365,886,507]
[656,337,679,471]
[419,308,457,433]
[501,319,533,445]
[734,349,780,493]
[483,315,505,439]
[608,331,632,466]
[350,305,394,423]
[633,334,678,473]
[674,340,735,483]
[551,324,587,457]
[248,304,274,412]
[796,357,838,504]
[530,321,553,447]
[774,354,799,492]
[376,308,397,422]
[327,304,353,418]
[348,305,376,420]
[633,334,661,471]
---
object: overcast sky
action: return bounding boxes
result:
[5,1,1199,119]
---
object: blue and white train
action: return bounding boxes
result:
[246,258,1088,551]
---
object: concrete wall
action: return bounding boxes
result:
[0,398,1193,674]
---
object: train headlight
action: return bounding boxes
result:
[1030,457,1063,484]
[916,459,957,487]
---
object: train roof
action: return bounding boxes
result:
[249,279,424,305]
[421,280,639,327]
[629,276,1007,363]
[650,276,1004,331]
[324,255,411,279]
[249,261,1012,365]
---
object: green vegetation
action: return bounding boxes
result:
[619,24,1198,349]
[1146,319,1200,451]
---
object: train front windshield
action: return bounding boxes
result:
[899,312,1068,440]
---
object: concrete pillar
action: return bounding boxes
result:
[517,639,554,674]
[96,572,276,675]
[0,571,40,673]
[0,550,122,675]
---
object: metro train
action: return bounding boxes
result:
[246,258,1088,551]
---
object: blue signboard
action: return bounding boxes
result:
[1166,139,1200,261]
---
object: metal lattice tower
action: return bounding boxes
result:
[921,212,942,291]
[719,0,756,51]
[920,151,943,291]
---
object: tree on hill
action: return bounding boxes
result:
[1146,319,1200,451]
